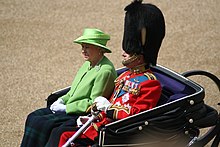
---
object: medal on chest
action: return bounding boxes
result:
[122,79,140,95]
[112,74,141,103]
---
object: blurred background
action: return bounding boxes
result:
[0,0,219,146]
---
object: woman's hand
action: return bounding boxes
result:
[50,98,66,113]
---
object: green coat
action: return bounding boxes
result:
[60,56,117,114]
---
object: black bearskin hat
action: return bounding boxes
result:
[122,0,165,65]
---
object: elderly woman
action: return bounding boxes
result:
[20,28,117,147]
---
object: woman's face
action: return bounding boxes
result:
[81,43,101,63]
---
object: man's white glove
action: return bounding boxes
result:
[76,116,90,127]
[50,98,66,113]
[94,96,111,113]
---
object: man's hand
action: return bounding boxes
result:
[76,116,90,126]
[94,96,111,113]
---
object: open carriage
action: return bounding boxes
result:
[46,65,220,147]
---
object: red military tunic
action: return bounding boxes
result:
[59,67,162,146]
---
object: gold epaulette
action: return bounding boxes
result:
[144,72,157,80]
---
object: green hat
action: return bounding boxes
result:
[74,28,111,53]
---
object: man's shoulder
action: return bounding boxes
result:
[143,71,157,80]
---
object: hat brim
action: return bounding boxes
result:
[74,40,112,53]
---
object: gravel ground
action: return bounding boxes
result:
[0,0,219,146]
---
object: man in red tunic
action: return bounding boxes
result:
[58,52,162,147]
[46,0,166,146]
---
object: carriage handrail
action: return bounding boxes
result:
[181,70,220,92]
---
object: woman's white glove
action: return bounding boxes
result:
[77,116,90,127]
[50,98,64,107]
[50,98,66,113]
[94,96,111,113]
[51,103,66,113]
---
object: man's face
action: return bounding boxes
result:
[121,51,131,62]
[121,50,145,68]
[121,51,136,68]
[81,43,100,62]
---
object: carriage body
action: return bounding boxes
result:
[46,65,220,147]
